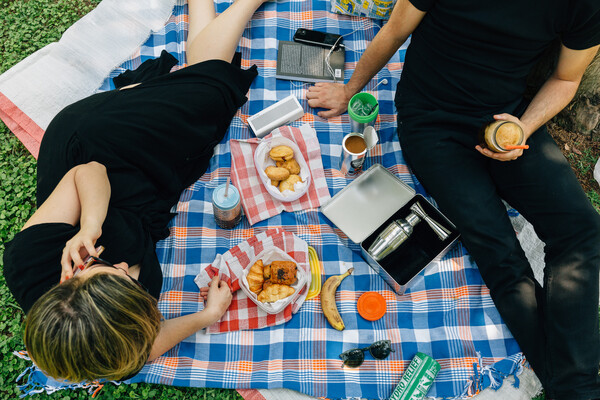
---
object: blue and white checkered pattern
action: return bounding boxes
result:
[21,0,523,399]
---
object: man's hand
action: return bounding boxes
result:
[306,82,351,118]
[476,113,527,162]
[306,0,426,119]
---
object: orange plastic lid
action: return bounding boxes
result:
[357,292,387,321]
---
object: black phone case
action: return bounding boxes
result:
[293,28,342,48]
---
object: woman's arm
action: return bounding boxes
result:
[148,276,232,361]
[23,161,111,280]
[306,0,426,118]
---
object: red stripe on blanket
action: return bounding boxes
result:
[237,389,267,400]
[0,92,44,158]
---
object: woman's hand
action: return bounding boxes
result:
[306,82,351,118]
[476,113,528,162]
[60,227,102,282]
[200,275,233,324]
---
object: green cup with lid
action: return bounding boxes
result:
[348,92,379,134]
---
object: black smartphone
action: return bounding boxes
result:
[82,245,105,270]
[293,28,343,49]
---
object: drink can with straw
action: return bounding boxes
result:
[390,352,440,400]
[212,177,242,229]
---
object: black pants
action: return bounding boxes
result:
[397,107,600,400]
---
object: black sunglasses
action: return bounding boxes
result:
[86,256,148,293]
[339,340,394,368]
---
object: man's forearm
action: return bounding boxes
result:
[520,44,599,139]
[519,74,581,138]
[345,24,409,97]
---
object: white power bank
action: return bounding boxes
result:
[247,95,304,138]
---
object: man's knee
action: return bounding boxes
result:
[574,207,600,257]
[543,204,600,268]
[551,205,600,247]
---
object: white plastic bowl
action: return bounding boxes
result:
[254,136,312,202]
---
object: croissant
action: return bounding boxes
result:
[263,263,271,279]
[247,260,264,294]
[257,284,295,303]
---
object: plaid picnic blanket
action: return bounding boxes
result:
[9,0,526,399]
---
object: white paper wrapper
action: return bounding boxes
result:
[240,248,308,314]
[254,136,312,202]
[595,157,600,187]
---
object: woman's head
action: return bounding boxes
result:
[24,272,161,382]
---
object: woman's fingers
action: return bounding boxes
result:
[59,252,78,283]
[83,240,98,259]
[209,275,220,290]
[69,246,85,270]
[201,275,233,303]
[199,286,209,301]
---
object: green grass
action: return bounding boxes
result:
[587,189,600,212]
[566,148,597,177]
[0,0,240,398]
[566,148,600,212]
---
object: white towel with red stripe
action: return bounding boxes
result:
[230,124,331,225]
[0,0,176,157]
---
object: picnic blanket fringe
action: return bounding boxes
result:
[11,350,528,400]
[450,352,526,399]
[13,351,118,398]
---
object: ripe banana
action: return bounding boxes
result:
[320,267,354,330]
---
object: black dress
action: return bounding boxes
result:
[3,52,257,313]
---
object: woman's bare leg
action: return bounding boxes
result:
[187,0,265,65]
[187,0,216,49]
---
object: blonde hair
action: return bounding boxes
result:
[24,273,162,382]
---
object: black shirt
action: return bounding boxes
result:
[396,0,600,115]
[3,54,257,313]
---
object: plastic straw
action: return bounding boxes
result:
[505,145,529,150]
[224,177,230,197]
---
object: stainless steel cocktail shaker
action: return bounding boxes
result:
[367,202,451,261]
[368,212,420,261]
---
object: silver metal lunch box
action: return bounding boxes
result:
[321,164,460,295]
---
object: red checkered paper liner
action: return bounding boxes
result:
[194,228,309,334]
[230,124,331,225]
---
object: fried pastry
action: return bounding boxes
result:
[257,283,295,303]
[269,260,297,285]
[276,159,301,175]
[269,145,294,162]
[247,259,264,294]
[262,279,273,291]
[265,166,290,181]
[270,179,279,187]
[279,174,302,192]
[263,263,271,279]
